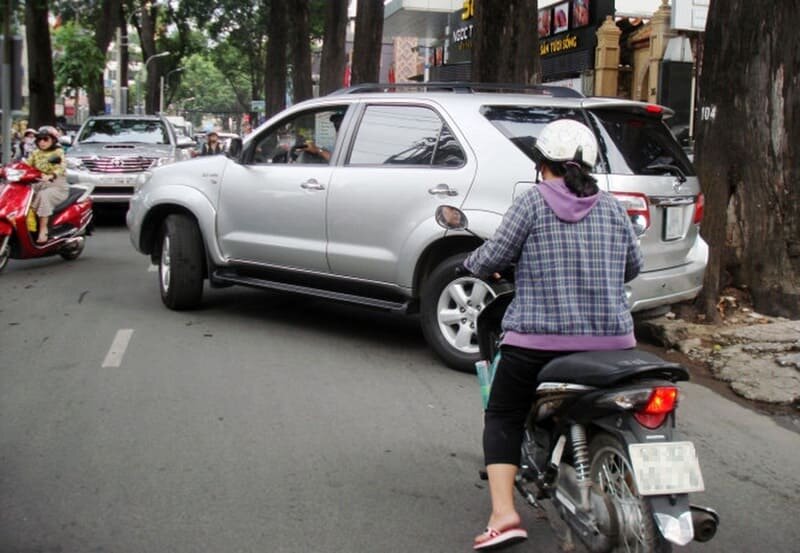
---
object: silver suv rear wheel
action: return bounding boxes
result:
[421,254,496,373]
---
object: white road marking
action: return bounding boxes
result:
[102,329,135,368]
[148,264,158,272]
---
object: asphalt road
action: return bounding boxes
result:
[1,216,798,553]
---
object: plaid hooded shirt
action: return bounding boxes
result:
[464,178,643,351]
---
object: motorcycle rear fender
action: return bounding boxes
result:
[649,494,694,546]
[0,220,12,235]
[590,412,678,445]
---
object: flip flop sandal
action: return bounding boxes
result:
[473,526,528,550]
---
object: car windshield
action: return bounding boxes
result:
[588,109,696,176]
[78,119,169,144]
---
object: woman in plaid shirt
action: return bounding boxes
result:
[467,119,643,550]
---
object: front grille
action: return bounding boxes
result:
[79,156,157,173]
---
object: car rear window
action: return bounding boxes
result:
[78,119,170,145]
[588,109,695,176]
[480,106,594,168]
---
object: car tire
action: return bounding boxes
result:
[159,214,205,310]
[421,254,498,373]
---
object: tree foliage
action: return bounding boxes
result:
[52,22,106,97]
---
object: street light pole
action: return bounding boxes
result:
[159,67,184,114]
[136,51,170,114]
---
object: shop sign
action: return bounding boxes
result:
[447,2,475,65]
[538,0,614,59]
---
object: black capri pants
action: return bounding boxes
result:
[483,345,572,466]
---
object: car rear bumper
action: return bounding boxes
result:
[628,237,708,312]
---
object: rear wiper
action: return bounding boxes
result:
[644,163,686,182]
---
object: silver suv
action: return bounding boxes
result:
[67,114,195,204]
[127,84,706,372]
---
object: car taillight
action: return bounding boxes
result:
[633,386,679,429]
[612,192,650,235]
[693,193,704,224]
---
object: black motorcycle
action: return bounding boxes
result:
[435,206,718,553]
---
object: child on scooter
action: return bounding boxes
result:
[26,126,68,244]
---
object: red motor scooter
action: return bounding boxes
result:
[0,160,93,272]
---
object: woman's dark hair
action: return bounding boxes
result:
[542,160,598,197]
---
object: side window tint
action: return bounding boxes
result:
[432,125,466,166]
[349,105,448,166]
[249,107,348,165]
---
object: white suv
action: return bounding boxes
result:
[127,84,706,372]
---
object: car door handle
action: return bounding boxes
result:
[428,184,459,196]
[300,179,325,191]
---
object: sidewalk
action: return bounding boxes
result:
[637,307,800,406]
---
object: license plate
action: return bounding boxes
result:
[664,207,685,240]
[102,175,135,186]
[628,441,705,496]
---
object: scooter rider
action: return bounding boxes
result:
[464,119,644,550]
[26,126,68,244]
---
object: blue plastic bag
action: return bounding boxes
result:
[475,351,501,409]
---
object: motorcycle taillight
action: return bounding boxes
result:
[633,386,678,429]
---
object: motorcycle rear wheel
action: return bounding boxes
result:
[0,239,9,272]
[589,433,672,553]
[59,237,85,261]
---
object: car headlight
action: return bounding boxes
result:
[152,157,174,168]
[66,157,85,171]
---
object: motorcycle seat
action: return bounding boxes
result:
[53,187,86,214]
[537,349,689,387]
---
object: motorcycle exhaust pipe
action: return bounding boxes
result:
[691,504,719,542]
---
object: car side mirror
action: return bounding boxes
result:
[226,137,243,160]
[58,135,73,147]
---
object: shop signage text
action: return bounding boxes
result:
[540,34,580,56]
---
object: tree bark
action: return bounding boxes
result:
[319,0,348,95]
[138,0,164,114]
[289,0,313,103]
[25,0,56,127]
[471,0,539,84]
[351,0,384,85]
[265,0,288,118]
[88,0,121,115]
[695,0,800,318]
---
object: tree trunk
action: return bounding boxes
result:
[351,0,384,85]
[25,0,56,127]
[265,0,288,118]
[289,0,313,103]
[695,0,800,318]
[120,3,130,113]
[138,0,161,114]
[88,0,121,115]
[319,0,348,95]
[471,0,539,84]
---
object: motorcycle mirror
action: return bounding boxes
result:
[435,205,469,230]
[48,155,62,164]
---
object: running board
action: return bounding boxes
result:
[211,269,410,312]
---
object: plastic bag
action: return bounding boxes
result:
[26,208,37,232]
[475,351,501,409]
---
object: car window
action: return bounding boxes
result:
[480,106,599,170]
[588,110,695,176]
[249,107,348,165]
[347,105,465,167]
[78,119,170,145]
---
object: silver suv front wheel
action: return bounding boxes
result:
[421,254,497,373]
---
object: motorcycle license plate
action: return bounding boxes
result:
[628,441,705,496]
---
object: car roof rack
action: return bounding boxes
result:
[329,81,584,98]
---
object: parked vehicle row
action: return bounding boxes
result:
[127,83,707,372]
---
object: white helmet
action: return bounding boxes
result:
[534,119,598,167]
